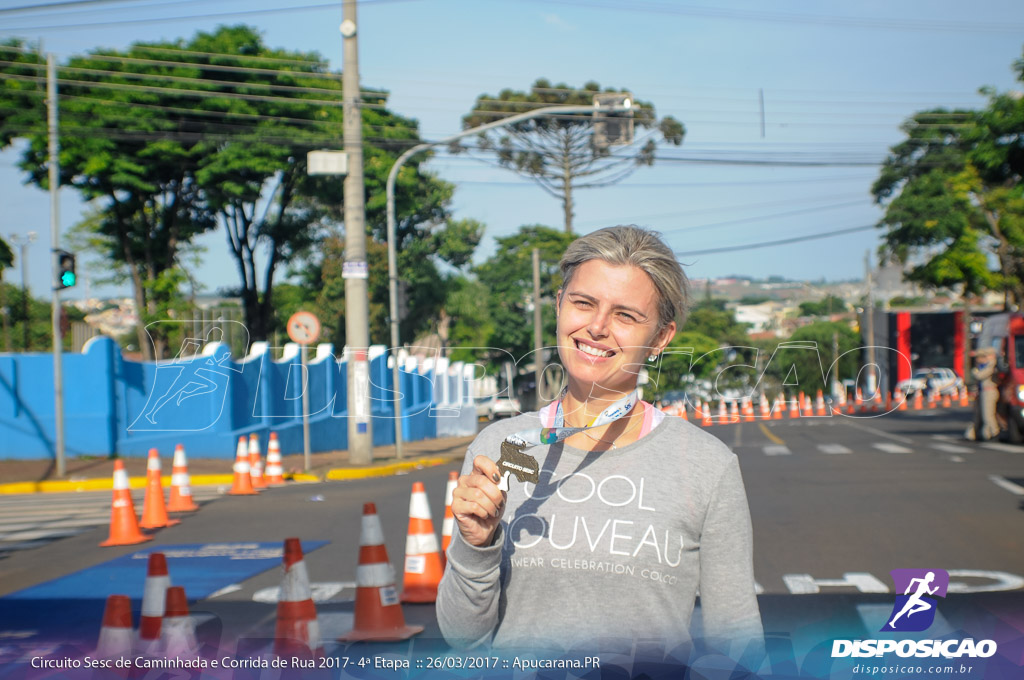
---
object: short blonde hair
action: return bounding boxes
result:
[559,225,689,329]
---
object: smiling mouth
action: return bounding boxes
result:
[574,339,615,358]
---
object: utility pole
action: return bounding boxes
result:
[10,231,36,351]
[341,1,373,464]
[48,54,66,478]
[864,250,876,401]
[532,248,544,409]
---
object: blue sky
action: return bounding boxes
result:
[2,0,1023,300]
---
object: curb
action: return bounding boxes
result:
[0,454,463,494]
[325,454,462,481]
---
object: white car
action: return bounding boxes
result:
[475,395,522,420]
[895,367,964,397]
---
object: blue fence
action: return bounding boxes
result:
[0,337,479,460]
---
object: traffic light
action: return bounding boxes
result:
[56,250,76,289]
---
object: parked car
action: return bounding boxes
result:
[895,367,964,397]
[475,394,521,421]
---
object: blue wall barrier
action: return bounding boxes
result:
[0,337,480,460]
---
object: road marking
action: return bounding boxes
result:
[981,442,1024,453]
[758,422,785,445]
[932,443,971,454]
[763,445,792,456]
[989,475,1024,496]
[817,443,852,455]
[871,442,914,454]
[839,420,914,444]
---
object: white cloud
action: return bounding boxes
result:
[542,13,575,31]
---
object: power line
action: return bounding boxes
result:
[674,224,877,257]
[518,0,1024,34]
[0,0,142,14]
[0,0,417,32]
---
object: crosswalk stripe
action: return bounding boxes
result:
[871,442,914,454]
[981,442,1024,453]
[763,445,792,456]
[817,443,852,455]
[989,475,1024,496]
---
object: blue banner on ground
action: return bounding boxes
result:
[0,541,328,644]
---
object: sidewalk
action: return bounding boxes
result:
[0,434,475,493]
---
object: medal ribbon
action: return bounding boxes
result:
[506,388,640,448]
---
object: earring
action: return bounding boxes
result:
[648,354,658,362]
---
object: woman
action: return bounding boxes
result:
[436,226,762,657]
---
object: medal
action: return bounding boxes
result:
[496,389,639,490]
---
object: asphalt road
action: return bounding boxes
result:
[2,406,1023,666]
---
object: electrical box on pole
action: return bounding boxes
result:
[592,93,634,149]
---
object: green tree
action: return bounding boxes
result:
[474,225,577,363]
[872,49,1024,307]
[798,294,847,317]
[647,330,721,400]
[761,321,860,395]
[1,39,216,358]
[458,79,685,232]
[683,299,751,346]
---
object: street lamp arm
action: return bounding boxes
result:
[384,103,614,459]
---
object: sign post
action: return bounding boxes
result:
[287,311,321,472]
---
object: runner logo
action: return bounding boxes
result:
[882,568,949,632]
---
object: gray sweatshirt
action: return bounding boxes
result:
[436,411,763,654]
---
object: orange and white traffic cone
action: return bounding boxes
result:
[913,389,924,410]
[100,460,152,547]
[401,482,444,603]
[249,433,267,490]
[137,552,170,656]
[340,503,423,642]
[274,538,323,658]
[759,396,770,420]
[693,401,704,421]
[96,594,134,658]
[895,387,907,411]
[788,396,800,419]
[264,432,285,485]
[959,385,969,407]
[167,444,199,513]
[139,448,180,530]
[701,400,713,427]
[678,401,688,421]
[718,399,728,423]
[742,398,754,423]
[729,400,740,423]
[162,586,199,658]
[941,391,952,408]
[815,390,826,417]
[441,471,458,564]
[773,393,784,420]
[228,436,258,496]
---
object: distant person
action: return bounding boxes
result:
[966,346,999,441]
[436,226,763,661]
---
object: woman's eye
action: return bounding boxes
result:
[573,299,592,308]
[618,313,637,323]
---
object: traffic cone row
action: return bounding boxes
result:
[102,432,292,548]
[93,553,200,659]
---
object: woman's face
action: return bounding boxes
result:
[556,259,676,398]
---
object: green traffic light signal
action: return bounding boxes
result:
[56,250,76,289]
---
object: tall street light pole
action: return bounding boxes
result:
[47,53,66,478]
[10,231,36,351]
[341,1,373,464]
[385,103,625,456]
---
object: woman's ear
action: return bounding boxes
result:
[653,321,677,354]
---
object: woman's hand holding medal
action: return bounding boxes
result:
[451,454,508,547]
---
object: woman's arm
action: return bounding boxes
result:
[435,524,505,648]
[698,456,764,653]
